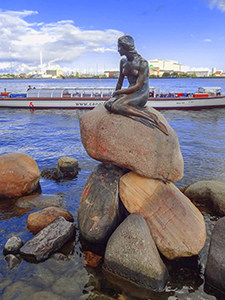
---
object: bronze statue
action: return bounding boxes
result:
[104,35,168,136]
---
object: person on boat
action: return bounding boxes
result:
[104,35,168,136]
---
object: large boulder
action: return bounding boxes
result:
[119,172,206,260]
[79,105,183,182]
[0,153,40,199]
[27,206,74,234]
[205,217,225,293]
[184,180,225,215]
[20,216,75,262]
[104,213,168,292]
[78,163,126,243]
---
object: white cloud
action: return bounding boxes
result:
[204,38,212,42]
[0,10,123,73]
[208,0,225,11]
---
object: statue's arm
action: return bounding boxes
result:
[115,60,148,95]
[115,58,126,91]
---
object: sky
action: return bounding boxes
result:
[0,0,225,74]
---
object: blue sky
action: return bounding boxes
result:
[0,0,225,74]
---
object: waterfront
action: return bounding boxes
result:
[0,79,225,299]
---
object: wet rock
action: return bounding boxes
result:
[2,281,34,300]
[51,252,69,261]
[78,163,126,243]
[184,180,225,215]
[0,153,40,199]
[15,194,64,210]
[28,291,64,300]
[104,213,168,292]
[80,105,183,182]
[205,217,225,293]
[51,270,90,298]
[119,172,206,259]
[20,216,75,262]
[41,167,58,180]
[57,156,79,178]
[3,236,23,255]
[27,206,74,234]
[5,254,21,269]
[83,250,103,267]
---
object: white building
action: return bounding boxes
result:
[148,59,183,73]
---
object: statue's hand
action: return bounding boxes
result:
[112,90,119,97]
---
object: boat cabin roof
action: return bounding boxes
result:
[198,87,221,94]
[27,87,114,98]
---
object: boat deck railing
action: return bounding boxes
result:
[27,87,115,98]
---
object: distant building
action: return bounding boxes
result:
[214,70,223,77]
[104,71,119,78]
[46,69,63,78]
[187,70,210,77]
[148,59,182,73]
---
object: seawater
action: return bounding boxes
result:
[0,78,225,299]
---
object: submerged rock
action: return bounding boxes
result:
[104,213,168,292]
[5,254,21,269]
[15,194,64,210]
[27,206,74,234]
[3,236,23,255]
[20,216,75,262]
[184,180,225,215]
[119,172,206,259]
[79,105,183,182]
[78,163,126,243]
[0,153,40,199]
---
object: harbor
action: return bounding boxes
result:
[0,78,225,299]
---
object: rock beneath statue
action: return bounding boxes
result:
[104,213,168,292]
[3,236,23,255]
[20,216,75,262]
[119,172,206,260]
[15,194,64,210]
[57,156,79,178]
[78,163,126,244]
[205,217,225,293]
[27,206,74,234]
[79,105,183,182]
[5,254,21,269]
[184,180,225,215]
[0,153,40,199]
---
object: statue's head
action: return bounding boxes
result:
[118,35,135,52]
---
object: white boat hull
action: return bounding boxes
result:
[1,95,225,110]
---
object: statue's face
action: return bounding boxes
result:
[118,42,125,56]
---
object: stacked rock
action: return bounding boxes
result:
[78,105,206,292]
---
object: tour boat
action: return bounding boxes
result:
[0,86,225,110]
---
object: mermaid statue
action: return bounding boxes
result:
[104,35,168,136]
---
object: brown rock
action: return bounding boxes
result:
[83,250,103,267]
[27,206,74,234]
[79,105,183,182]
[0,153,40,199]
[119,172,206,260]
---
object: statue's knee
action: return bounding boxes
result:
[104,101,112,111]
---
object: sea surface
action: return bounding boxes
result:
[0,78,225,299]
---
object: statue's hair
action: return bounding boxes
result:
[118,35,135,51]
